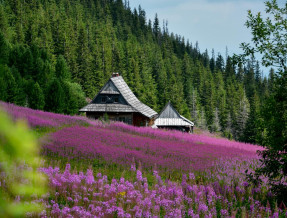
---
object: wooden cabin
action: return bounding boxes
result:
[154,102,194,133]
[79,73,158,126]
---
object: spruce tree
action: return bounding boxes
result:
[55,55,71,81]
[27,82,45,110]
[44,78,65,113]
[0,65,17,103]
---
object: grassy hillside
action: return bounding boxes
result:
[1,102,285,217]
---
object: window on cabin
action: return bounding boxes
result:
[101,97,107,103]
[114,97,119,103]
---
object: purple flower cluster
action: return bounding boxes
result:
[39,164,185,217]
[0,101,90,128]
[42,125,260,172]
[110,122,264,153]
[37,163,284,217]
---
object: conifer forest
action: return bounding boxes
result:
[0,0,275,144]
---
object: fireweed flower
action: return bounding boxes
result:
[189,172,195,180]
[86,169,95,184]
[131,164,136,172]
[220,209,228,216]
[136,170,143,182]
[3,103,286,217]
[28,162,287,217]
[242,181,249,187]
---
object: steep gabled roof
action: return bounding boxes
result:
[155,102,194,127]
[158,101,181,118]
[110,76,157,118]
[79,75,158,118]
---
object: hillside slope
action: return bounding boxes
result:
[2,101,283,217]
[1,101,262,174]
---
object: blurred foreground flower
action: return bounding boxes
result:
[0,109,47,216]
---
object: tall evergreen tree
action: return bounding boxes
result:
[27,81,45,110]
[55,55,71,81]
[45,78,65,113]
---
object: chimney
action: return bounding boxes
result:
[112,72,120,77]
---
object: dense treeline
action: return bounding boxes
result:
[0,0,273,143]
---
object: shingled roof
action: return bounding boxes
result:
[79,75,158,118]
[154,102,194,127]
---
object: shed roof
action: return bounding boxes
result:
[155,102,194,127]
[79,75,158,118]
[158,101,181,119]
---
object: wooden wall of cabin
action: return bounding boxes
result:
[86,112,133,125]
[157,125,192,133]
[148,117,155,126]
[132,113,154,127]
[86,112,154,127]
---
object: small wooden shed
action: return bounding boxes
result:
[154,101,194,133]
[79,73,158,126]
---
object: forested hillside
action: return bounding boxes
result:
[0,0,273,143]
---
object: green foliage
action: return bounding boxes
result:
[56,55,71,81]
[0,64,17,103]
[239,0,287,71]
[238,0,287,204]
[63,81,86,115]
[27,81,45,110]
[45,78,65,113]
[0,109,47,216]
[0,32,10,65]
[100,113,110,123]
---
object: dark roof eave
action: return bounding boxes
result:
[79,107,157,118]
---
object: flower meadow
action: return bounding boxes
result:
[42,125,259,173]
[1,102,287,217]
[0,102,90,128]
[34,160,284,217]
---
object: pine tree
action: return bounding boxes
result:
[198,109,207,129]
[224,113,233,139]
[236,90,250,140]
[27,82,45,110]
[0,65,17,103]
[244,59,256,99]
[225,56,235,79]
[0,32,10,65]
[215,53,224,72]
[190,88,201,124]
[255,61,261,83]
[243,93,260,143]
[153,13,160,43]
[55,55,71,81]
[44,78,65,113]
[210,49,215,74]
[236,62,244,82]
[212,107,220,132]
[0,76,7,101]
